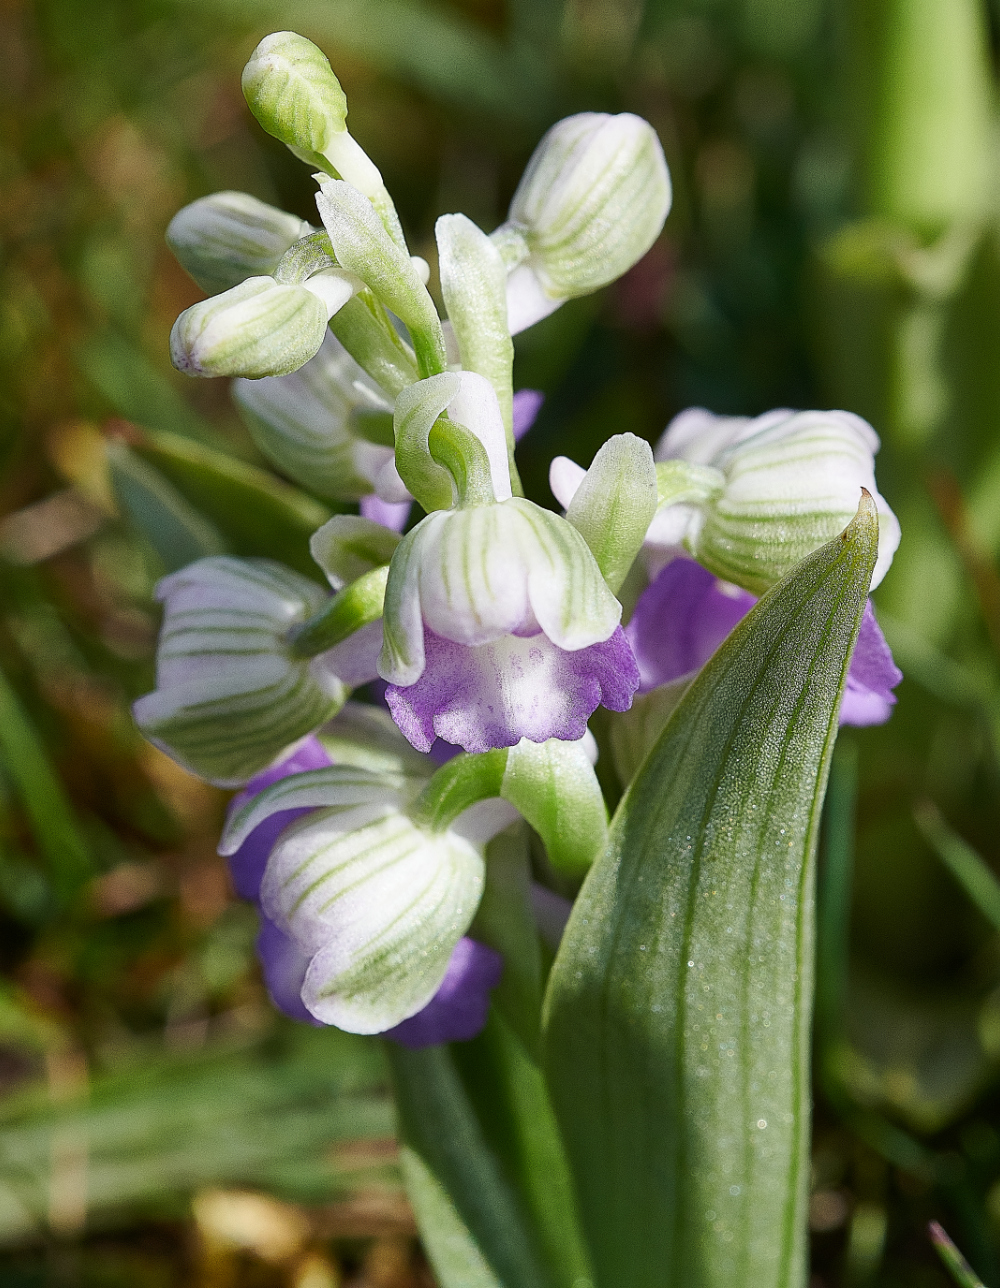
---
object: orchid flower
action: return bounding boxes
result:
[132,557,382,786]
[625,557,902,726]
[371,371,639,754]
[223,727,504,1043]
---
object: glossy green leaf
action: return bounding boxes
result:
[543,495,879,1288]
[129,427,334,580]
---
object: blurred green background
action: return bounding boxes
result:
[5,0,1000,1282]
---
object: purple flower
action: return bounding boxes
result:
[512,389,545,443]
[386,625,637,754]
[625,558,901,727]
[379,373,638,754]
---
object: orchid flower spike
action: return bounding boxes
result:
[166,192,314,296]
[371,371,639,753]
[492,112,672,334]
[232,331,409,507]
[132,557,382,787]
[218,755,517,1033]
[551,407,901,595]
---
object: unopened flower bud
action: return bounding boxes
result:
[170,272,357,379]
[166,192,312,296]
[242,31,348,162]
[242,33,395,236]
[497,112,671,333]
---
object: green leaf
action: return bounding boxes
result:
[543,495,879,1288]
[398,1146,504,1288]
[930,1221,987,1288]
[450,1011,593,1288]
[0,666,91,904]
[77,330,221,446]
[107,440,229,572]
[387,1041,551,1288]
[129,427,334,581]
[472,824,544,1056]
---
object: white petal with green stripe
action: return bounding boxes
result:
[257,785,487,1033]
[170,275,355,380]
[656,407,901,594]
[378,498,622,685]
[166,192,313,296]
[496,111,670,327]
[232,332,396,502]
[133,557,348,787]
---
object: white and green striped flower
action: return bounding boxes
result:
[551,407,901,595]
[492,112,671,334]
[218,764,513,1032]
[132,557,377,787]
[232,331,404,503]
[166,192,313,297]
[655,408,900,592]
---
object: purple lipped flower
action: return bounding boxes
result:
[512,389,545,443]
[221,730,509,1038]
[386,624,637,755]
[625,558,901,726]
[378,371,638,753]
[384,937,503,1047]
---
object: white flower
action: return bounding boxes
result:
[378,372,637,752]
[170,273,358,380]
[219,764,514,1032]
[495,112,672,334]
[551,407,901,593]
[232,331,405,503]
[132,558,380,786]
[165,191,313,296]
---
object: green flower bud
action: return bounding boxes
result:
[170,272,357,380]
[242,31,348,162]
[496,112,672,333]
[165,192,312,296]
[242,32,402,245]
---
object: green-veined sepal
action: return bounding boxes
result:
[232,332,398,502]
[132,557,369,786]
[166,192,312,296]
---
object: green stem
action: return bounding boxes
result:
[328,291,419,396]
[409,750,508,833]
[286,565,388,658]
